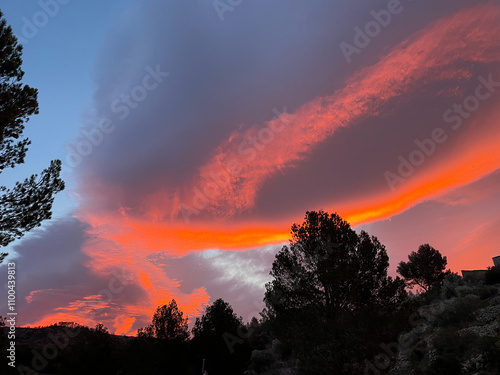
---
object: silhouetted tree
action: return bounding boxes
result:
[0,11,64,262]
[192,298,242,339]
[133,300,190,375]
[138,299,189,342]
[137,324,154,338]
[192,298,251,375]
[264,211,407,373]
[397,244,449,291]
[94,322,109,334]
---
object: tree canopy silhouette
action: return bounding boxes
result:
[137,299,189,342]
[264,210,407,373]
[397,243,449,291]
[192,298,242,339]
[0,10,64,262]
[192,298,251,375]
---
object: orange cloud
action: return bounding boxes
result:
[27,294,109,329]
[338,102,500,225]
[173,3,500,220]
[77,3,500,255]
[68,219,213,333]
[82,101,500,253]
[27,313,93,329]
[114,315,136,335]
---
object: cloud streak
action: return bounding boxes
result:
[173,3,500,224]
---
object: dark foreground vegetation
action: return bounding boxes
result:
[2,211,500,375]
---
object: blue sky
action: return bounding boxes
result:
[1,1,133,217]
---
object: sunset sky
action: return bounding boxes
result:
[1,0,500,336]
